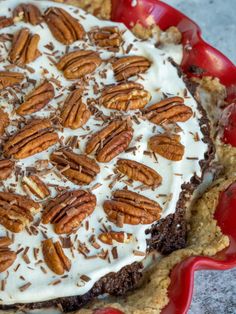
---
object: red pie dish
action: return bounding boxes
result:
[0,1,235,314]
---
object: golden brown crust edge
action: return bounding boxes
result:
[53,0,112,20]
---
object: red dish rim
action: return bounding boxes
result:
[109,1,236,313]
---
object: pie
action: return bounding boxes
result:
[0,1,233,314]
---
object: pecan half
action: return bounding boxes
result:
[16,81,55,115]
[0,236,13,248]
[44,7,85,45]
[0,236,16,273]
[0,71,24,90]
[22,175,50,199]
[0,16,14,29]
[4,119,59,159]
[85,120,133,163]
[50,149,100,185]
[0,191,40,233]
[89,26,123,51]
[0,159,14,181]
[112,56,151,81]
[98,231,132,245]
[143,96,193,125]
[149,133,185,161]
[13,3,43,25]
[42,190,96,234]
[9,28,41,66]
[42,239,71,275]
[104,189,162,225]
[99,82,151,111]
[60,89,90,129]
[0,108,9,136]
[57,50,102,80]
[116,159,162,187]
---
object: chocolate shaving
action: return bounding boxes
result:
[111,246,118,259]
[50,279,62,286]
[133,250,146,256]
[186,157,199,160]
[40,266,47,274]
[19,282,31,292]
[80,275,91,282]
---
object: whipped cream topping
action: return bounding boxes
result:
[0,0,208,305]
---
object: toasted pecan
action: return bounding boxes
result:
[0,108,9,136]
[149,133,185,161]
[85,120,133,163]
[116,159,162,187]
[4,119,59,159]
[0,191,40,233]
[57,50,102,79]
[104,189,162,225]
[99,82,151,111]
[42,190,96,234]
[0,16,14,29]
[98,231,132,245]
[16,81,55,115]
[50,149,100,185]
[0,159,14,181]
[9,28,41,66]
[13,3,42,25]
[89,26,123,51]
[112,56,151,81]
[60,89,91,129]
[44,7,85,44]
[0,236,13,248]
[42,239,71,275]
[0,236,16,273]
[143,96,193,125]
[22,175,50,200]
[0,71,24,90]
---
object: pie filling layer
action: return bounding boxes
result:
[0,0,209,305]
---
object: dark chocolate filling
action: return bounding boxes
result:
[0,262,143,313]
[146,209,187,255]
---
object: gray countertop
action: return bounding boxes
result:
[162,1,235,313]
[163,0,236,64]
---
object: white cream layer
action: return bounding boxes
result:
[0,0,208,304]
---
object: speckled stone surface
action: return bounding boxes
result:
[163,0,236,64]
[189,269,236,314]
[163,1,236,313]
